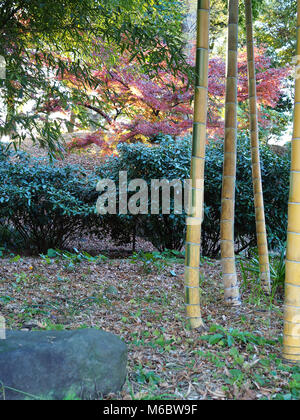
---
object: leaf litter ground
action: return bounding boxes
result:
[0,253,299,400]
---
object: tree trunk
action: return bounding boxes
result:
[68,111,76,133]
[244,0,271,293]
[220,0,241,306]
[184,0,210,330]
[283,0,300,365]
[5,83,17,139]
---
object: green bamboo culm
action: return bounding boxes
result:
[283,0,300,365]
[244,0,271,293]
[184,0,210,329]
[220,0,241,306]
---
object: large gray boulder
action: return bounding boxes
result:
[0,329,127,400]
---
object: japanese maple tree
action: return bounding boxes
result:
[59,45,289,154]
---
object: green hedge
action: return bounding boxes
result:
[0,149,99,253]
[96,135,290,256]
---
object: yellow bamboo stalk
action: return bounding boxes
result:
[220,0,241,306]
[184,0,210,329]
[283,0,300,364]
[244,0,271,293]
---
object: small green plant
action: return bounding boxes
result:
[10,255,22,263]
[0,295,13,304]
[239,245,286,301]
[41,248,108,269]
[134,365,162,386]
[193,350,226,368]
[289,372,300,400]
[226,369,245,387]
[43,321,66,331]
[63,391,81,401]
[12,272,28,292]
[161,249,184,262]
[130,251,168,274]
[272,367,300,400]
[198,324,277,348]
[269,246,286,295]
[229,347,245,366]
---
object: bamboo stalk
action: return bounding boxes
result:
[220,0,241,306]
[244,0,271,293]
[283,0,300,364]
[184,0,210,329]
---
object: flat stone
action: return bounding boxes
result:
[0,328,127,400]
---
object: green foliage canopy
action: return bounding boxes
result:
[0,0,187,153]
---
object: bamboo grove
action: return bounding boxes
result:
[184,0,300,364]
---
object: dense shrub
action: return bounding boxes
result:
[0,135,290,257]
[96,135,290,256]
[204,134,290,255]
[96,137,190,251]
[0,150,99,253]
